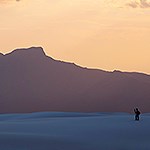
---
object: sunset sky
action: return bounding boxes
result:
[0,0,150,74]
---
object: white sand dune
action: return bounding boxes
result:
[0,112,149,150]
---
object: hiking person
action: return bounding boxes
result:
[134,108,141,121]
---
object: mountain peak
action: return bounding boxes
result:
[5,47,45,57]
[6,47,46,57]
[113,70,122,73]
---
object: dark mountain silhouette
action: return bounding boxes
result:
[0,47,150,113]
[0,53,4,57]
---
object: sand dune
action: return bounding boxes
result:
[0,112,149,150]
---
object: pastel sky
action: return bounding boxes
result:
[0,0,150,73]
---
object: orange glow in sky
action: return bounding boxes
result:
[0,0,150,73]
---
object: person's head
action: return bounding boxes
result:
[136,108,138,111]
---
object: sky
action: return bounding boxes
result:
[0,0,150,74]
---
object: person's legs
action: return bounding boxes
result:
[135,114,139,121]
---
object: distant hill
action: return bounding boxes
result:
[0,47,150,113]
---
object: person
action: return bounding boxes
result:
[134,108,141,121]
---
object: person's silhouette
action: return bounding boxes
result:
[134,108,141,121]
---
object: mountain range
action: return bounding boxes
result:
[0,47,150,113]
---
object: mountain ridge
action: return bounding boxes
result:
[0,47,150,113]
[4,47,45,56]
[2,47,150,76]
